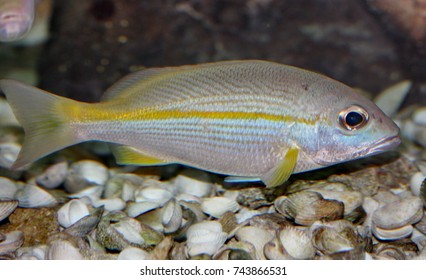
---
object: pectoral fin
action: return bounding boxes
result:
[261,146,299,188]
[112,145,170,166]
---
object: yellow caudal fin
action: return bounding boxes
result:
[0,80,83,170]
[261,146,299,188]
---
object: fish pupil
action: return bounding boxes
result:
[346,111,364,127]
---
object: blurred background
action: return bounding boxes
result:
[1,0,425,107]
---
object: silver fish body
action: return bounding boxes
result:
[0,60,401,187]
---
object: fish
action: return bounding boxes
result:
[0,60,401,187]
[0,0,35,42]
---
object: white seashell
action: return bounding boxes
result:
[174,172,213,198]
[0,231,24,255]
[57,199,90,228]
[235,226,274,260]
[176,193,203,203]
[118,247,152,260]
[201,196,240,218]
[64,160,109,193]
[413,107,426,126]
[68,185,103,201]
[47,240,84,260]
[0,177,18,199]
[104,173,144,200]
[36,161,68,189]
[186,221,227,257]
[410,172,426,196]
[235,208,262,224]
[0,142,20,169]
[15,184,57,208]
[135,186,173,205]
[16,245,47,260]
[374,80,412,117]
[127,201,161,217]
[92,198,126,212]
[0,199,18,222]
[372,224,413,241]
[112,217,145,245]
[279,227,315,259]
[372,196,423,229]
[161,199,182,234]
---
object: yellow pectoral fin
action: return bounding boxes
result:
[112,145,170,166]
[261,147,299,188]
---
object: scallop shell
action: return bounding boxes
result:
[410,172,426,196]
[174,172,213,198]
[201,196,240,218]
[47,239,84,260]
[103,173,144,200]
[64,160,109,193]
[15,184,57,208]
[36,161,68,189]
[0,177,18,199]
[186,221,227,257]
[64,206,104,237]
[16,245,47,260]
[372,224,414,241]
[0,199,18,222]
[279,227,315,259]
[0,231,24,255]
[68,185,103,201]
[127,201,161,217]
[372,196,423,230]
[235,226,274,260]
[309,189,363,216]
[275,191,344,226]
[135,185,173,205]
[161,199,182,234]
[57,199,90,228]
[118,247,151,260]
[92,198,126,212]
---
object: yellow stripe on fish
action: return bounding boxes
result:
[0,60,401,187]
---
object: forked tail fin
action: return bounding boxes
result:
[0,79,83,169]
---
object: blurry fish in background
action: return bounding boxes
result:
[0,0,52,45]
[0,60,402,187]
[0,0,35,42]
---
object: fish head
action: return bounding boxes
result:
[310,80,401,166]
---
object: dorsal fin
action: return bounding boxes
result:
[101,67,175,101]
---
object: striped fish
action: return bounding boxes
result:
[0,60,401,187]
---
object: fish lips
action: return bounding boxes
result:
[363,134,401,157]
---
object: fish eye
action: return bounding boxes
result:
[338,105,369,131]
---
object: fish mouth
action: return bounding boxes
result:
[363,134,401,157]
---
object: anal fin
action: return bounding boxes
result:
[112,145,170,166]
[261,146,299,188]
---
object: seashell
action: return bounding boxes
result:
[64,206,104,237]
[161,199,182,234]
[410,172,426,196]
[68,185,103,201]
[235,207,262,224]
[0,231,24,255]
[235,226,274,260]
[0,199,18,222]
[150,236,174,260]
[118,247,152,260]
[186,221,227,257]
[213,239,256,260]
[57,199,90,228]
[372,224,413,241]
[372,196,423,230]
[420,178,426,206]
[374,80,412,117]
[36,161,68,189]
[278,227,315,259]
[92,198,126,212]
[103,173,144,200]
[201,196,240,218]
[174,171,213,198]
[127,201,161,217]
[274,191,344,226]
[309,189,363,216]
[310,220,361,255]
[47,239,84,260]
[135,185,174,205]
[413,107,426,126]
[16,245,48,260]
[64,160,109,193]
[0,177,18,199]
[0,142,20,169]
[15,184,57,208]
